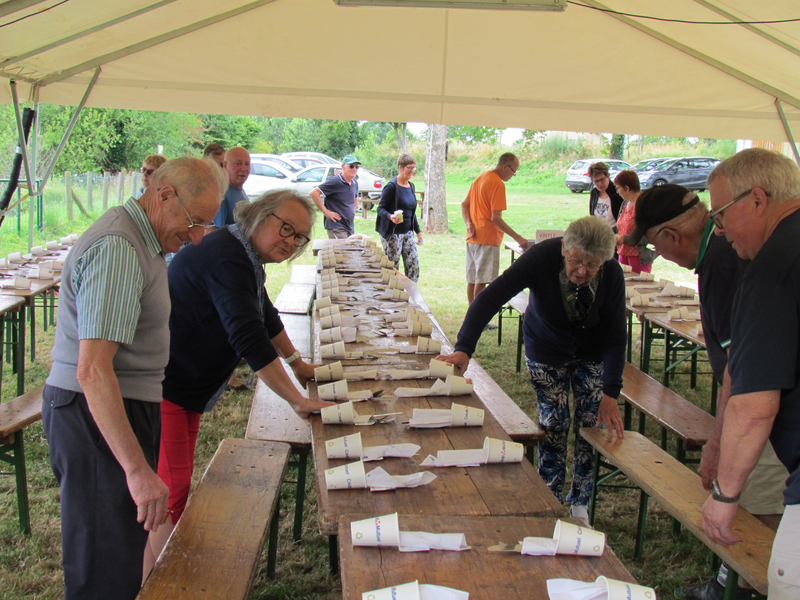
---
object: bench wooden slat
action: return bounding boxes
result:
[280,313,313,361]
[246,365,311,451]
[274,282,315,315]
[468,359,544,444]
[581,428,772,595]
[0,386,44,440]
[621,362,714,449]
[289,265,317,286]
[508,291,528,315]
[138,439,291,600]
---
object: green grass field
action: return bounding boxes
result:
[0,183,720,599]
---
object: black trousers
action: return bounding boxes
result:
[42,385,160,600]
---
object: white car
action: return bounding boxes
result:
[281,151,340,167]
[249,154,303,173]
[242,160,295,200]
[290,164,384,201]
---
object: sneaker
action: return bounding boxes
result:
[569,504,589,521]
[678,577,758,600]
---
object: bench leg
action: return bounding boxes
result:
[626,310,633,363]
[634,490,649,562]
[266,495,280,579]
[525,444,535,464]
[329,535,339,575]
[0,432,31,534]
[723,571,739,600]
[623,401,632,431]
[516,314,523,373]
[589,451,601,527]
[293,453,307,543]
[497,307,503,346]
[29,302,35,363]
[16,308,25,396]
[638,411,646,435]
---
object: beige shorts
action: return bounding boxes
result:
[768,504,800,599]
[465,243,500,284]
[740,440,788,515]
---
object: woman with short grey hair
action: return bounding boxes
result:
[144,189,332,575]
[438,215,626,520]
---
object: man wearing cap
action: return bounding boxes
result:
[700,148,800,600]
[310,155,360,239]
[628,183,786,600]
[461,152,530,308]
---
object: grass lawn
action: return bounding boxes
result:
[0,186,719,599]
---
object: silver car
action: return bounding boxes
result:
[565,159,631,193]
[242,160,295,200]
[638,156,720,191]
[290,164,384,201]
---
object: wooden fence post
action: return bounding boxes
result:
[102,172,110,210]
[117,172,125,205]
[65,171,73,222]
[86,172,93,209]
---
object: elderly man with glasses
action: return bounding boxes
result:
[626,183,787,600]
[143,189,334,576]
[41,157,224,600]
[310,154,361,239]
[698,148,800,600]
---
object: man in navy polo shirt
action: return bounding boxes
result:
[310,154,360,238]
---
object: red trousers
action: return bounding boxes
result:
[157,399,202,522]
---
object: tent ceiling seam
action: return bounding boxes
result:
[691,0,800,58]
[439,11,449,124]
[582,0,800,112]
[33,0,277,86]
[0,0,48,20]
[0,0,182,69]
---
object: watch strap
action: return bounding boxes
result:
[711,479,741,503]
[284,350,301,364]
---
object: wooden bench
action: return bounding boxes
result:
[246,361,312,543]
[468,358,544,462]
[273,282,315,315]
[289,264,317,286]
[279,313,313,362]
[621,362,715,461]
[138,439,291,599]
[0,386,44,534]
[497,291,528,372]
[581,428,773,597]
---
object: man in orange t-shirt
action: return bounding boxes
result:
[461,153,530,309]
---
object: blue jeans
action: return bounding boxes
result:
[527,359,603,506]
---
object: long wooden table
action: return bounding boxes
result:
[339,515,637,599]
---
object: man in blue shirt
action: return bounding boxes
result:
[310,154,359,238]
[213,146,250,227]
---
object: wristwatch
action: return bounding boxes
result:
[284,350,301,364]
[711,479,741,503]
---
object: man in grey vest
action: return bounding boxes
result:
[42,156,225,600]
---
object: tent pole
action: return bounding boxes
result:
[28,86,40,247]
[39,67,100,193]
[776,99,800,167]
[9,81,35,212]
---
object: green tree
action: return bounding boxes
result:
[609,134,625,160]
[318,120,360,159]
[446,125,502,145]
[197,114,261,151]
[37,104,120,174]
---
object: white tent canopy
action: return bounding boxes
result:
[1,0,800,141]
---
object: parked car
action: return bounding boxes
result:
[638,156,720,191]
[242,160,295,200]
[290,164,384,201]
[281,151,340,168]
[249,153,302,173]
[630,157,676,172]
[565,159,631,193]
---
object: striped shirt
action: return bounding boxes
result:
[72,197,162,343]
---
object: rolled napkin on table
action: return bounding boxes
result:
[1,276,31,289]
[362,580,469,600]
[320,401,396,426]
[381,359,455,381]
[351,513,469,552]
[407,403,484,428]
[325,460,437,491]
[630,294,671,308]
[660,282,695,297]
[547,576,656,600]
[317,379,377,402]
[667,306,701,321]
[326,432,420,462]
[394,375,473,398]
[378,288,410,302]
[314,361,377,382]
[488,519,605,557]
[420,437,524,468]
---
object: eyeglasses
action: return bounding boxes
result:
[140,166,156,176]
[346,164,360,169]
[592,176,608,185]
[269,214,311,247]
[709,188,768,229]
[403,165,417,171]
[507,164,518,174]
[565,256,602,272]
[174,192,214,231]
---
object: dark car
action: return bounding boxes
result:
[638,156,720,191]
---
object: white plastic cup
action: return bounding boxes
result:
[319,380,349,400]
[597,576,657,600]
[391,289,410,301]
[31,245,45,255]
[361,581,420,600]
[326,432,364,460]
[393,209,404,223]
[315,297,332,310]
[320,327,343,344]
[321,401,355,425]
[445,374,473,396]
[320,341,346,359]
[320,314,343,329]
[416,337,442,354]
[315,361,344,382]
[553,519,605,556]
[428,359,454,379]
[325,460,367,490]
[484,437,524,464]
[450,403,484,427]
[351,512,400,547]
[319,305,340,318]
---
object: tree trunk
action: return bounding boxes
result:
[392,122,408,154]
[424,124,448,234]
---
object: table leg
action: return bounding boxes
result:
[634,490,649,562]
[50,288,56,326]
[16,308,25,396]
[641,320,653,372]
[293,453,307,543]
[328,535,339,575]
[662,329,671,387]
[516,314,523,373]
[29,302,36,363]
[266,496,280,579]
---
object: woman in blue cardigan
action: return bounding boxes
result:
[437,216,626,520]
[376,154,423,281]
